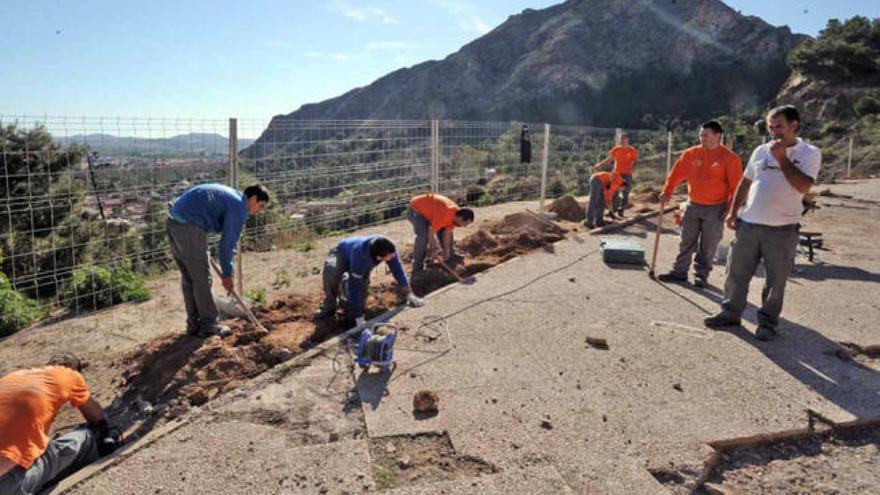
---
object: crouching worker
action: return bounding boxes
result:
[314,236,425,327]
[583,170,623,229]
[408,193,474,277]
[0,355,122,495]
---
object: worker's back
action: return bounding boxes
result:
[0,366,91,469]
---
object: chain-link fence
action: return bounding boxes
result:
[0,114,862,335]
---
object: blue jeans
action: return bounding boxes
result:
[0,428,98,495]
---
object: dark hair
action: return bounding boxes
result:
[369,236,396,260]
[455,208,475,222]
[768,105,800,124]
[701,120,724,135]
[47,354,83,372]
[243,184,270,203]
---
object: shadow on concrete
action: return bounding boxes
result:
[668,282,880,418]
[354,370,392,411]
[792,262,880,284]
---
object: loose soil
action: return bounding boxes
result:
[106,210,571,433]
[547,195,585,221]
[368,432,498,490]
[698,426,880,495]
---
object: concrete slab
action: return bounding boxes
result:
[68,420,374,494]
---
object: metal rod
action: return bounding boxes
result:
[539,123,550,213]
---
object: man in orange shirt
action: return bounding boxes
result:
[583,170,624,229]
[594,133,639,217]
[408,193,474,276]
[0,355,121,495]
[657,121,743,287]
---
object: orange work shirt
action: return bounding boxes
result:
[662,145,743,206]
[611,145,639,175]
[592,172,624,205]
[0,366,91,468]
[410,194,460,233]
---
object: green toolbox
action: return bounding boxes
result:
[600,237,646,265]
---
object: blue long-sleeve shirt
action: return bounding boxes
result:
[337,236,409,318]
[169,184,249,278]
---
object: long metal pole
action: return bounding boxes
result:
[229,118,243,295]
[847,136,854,178]
[665,130,673,175]
[539,123,551,213]
[431,119,439,193]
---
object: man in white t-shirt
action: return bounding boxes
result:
[704,106,821,340]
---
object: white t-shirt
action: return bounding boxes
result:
[739,137,822,226]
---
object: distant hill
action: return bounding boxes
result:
[55,133,255,156]
[770,16,880,178]
[245,0,805,158]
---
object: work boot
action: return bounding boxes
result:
[755,325,778,341]
[582,220,595,229]
[616,210,626,219]
[596,220,607,228]
[703,312,742,328]
[185,319,200,337]
[313,305,337,319]
[656,272,688,283]
[198,323,231,338]
[693,275,708,288]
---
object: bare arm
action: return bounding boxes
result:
[778,156,814,194]
[78,397,108,425]
[725,177,752,230]
[440,229,453,259]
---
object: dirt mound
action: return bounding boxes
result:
[458,228,499,257]
[117,324,282,411]
[631,187,661,204]
[490,212,566,236]
[547,195,585,222]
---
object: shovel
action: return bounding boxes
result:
[209,259,269,334]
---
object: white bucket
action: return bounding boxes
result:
[214,293,248,318]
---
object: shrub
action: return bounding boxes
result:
[0,271,44,337]
[62,261,150,312]
[854,96,880,116]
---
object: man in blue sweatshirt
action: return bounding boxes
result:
[166,183,270,337]
[315,236,424,326]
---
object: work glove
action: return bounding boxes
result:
[355,317,366,328]
[407,293,425,308]
[89,420,123,457]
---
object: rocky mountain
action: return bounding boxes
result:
[246,0,805,157]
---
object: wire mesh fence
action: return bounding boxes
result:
[0,114,858,335]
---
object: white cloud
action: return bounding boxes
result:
[305,51,353,61]
[329,1,398,24]
[430,0,495,34]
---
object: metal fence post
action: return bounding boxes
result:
[665,130,673,176]
[539,123,551,213]
[229,118,243,294]
[847,135,854,178]
[431,119,439,193]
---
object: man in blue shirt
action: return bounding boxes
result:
[166,183,270,337]
[315,236,424,326]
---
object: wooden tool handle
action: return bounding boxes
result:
[649,204,666,274]
[210,259,266,331]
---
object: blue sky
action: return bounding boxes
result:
[2,0,878,120]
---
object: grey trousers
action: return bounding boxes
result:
[671,202,727,279]
[0,428,98,495]
[166,219,219,332]
[721,220,799,329]
[613,173,633,213]
[585,177,606,225]
[408,207,454,274]
[321,248,369,316]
